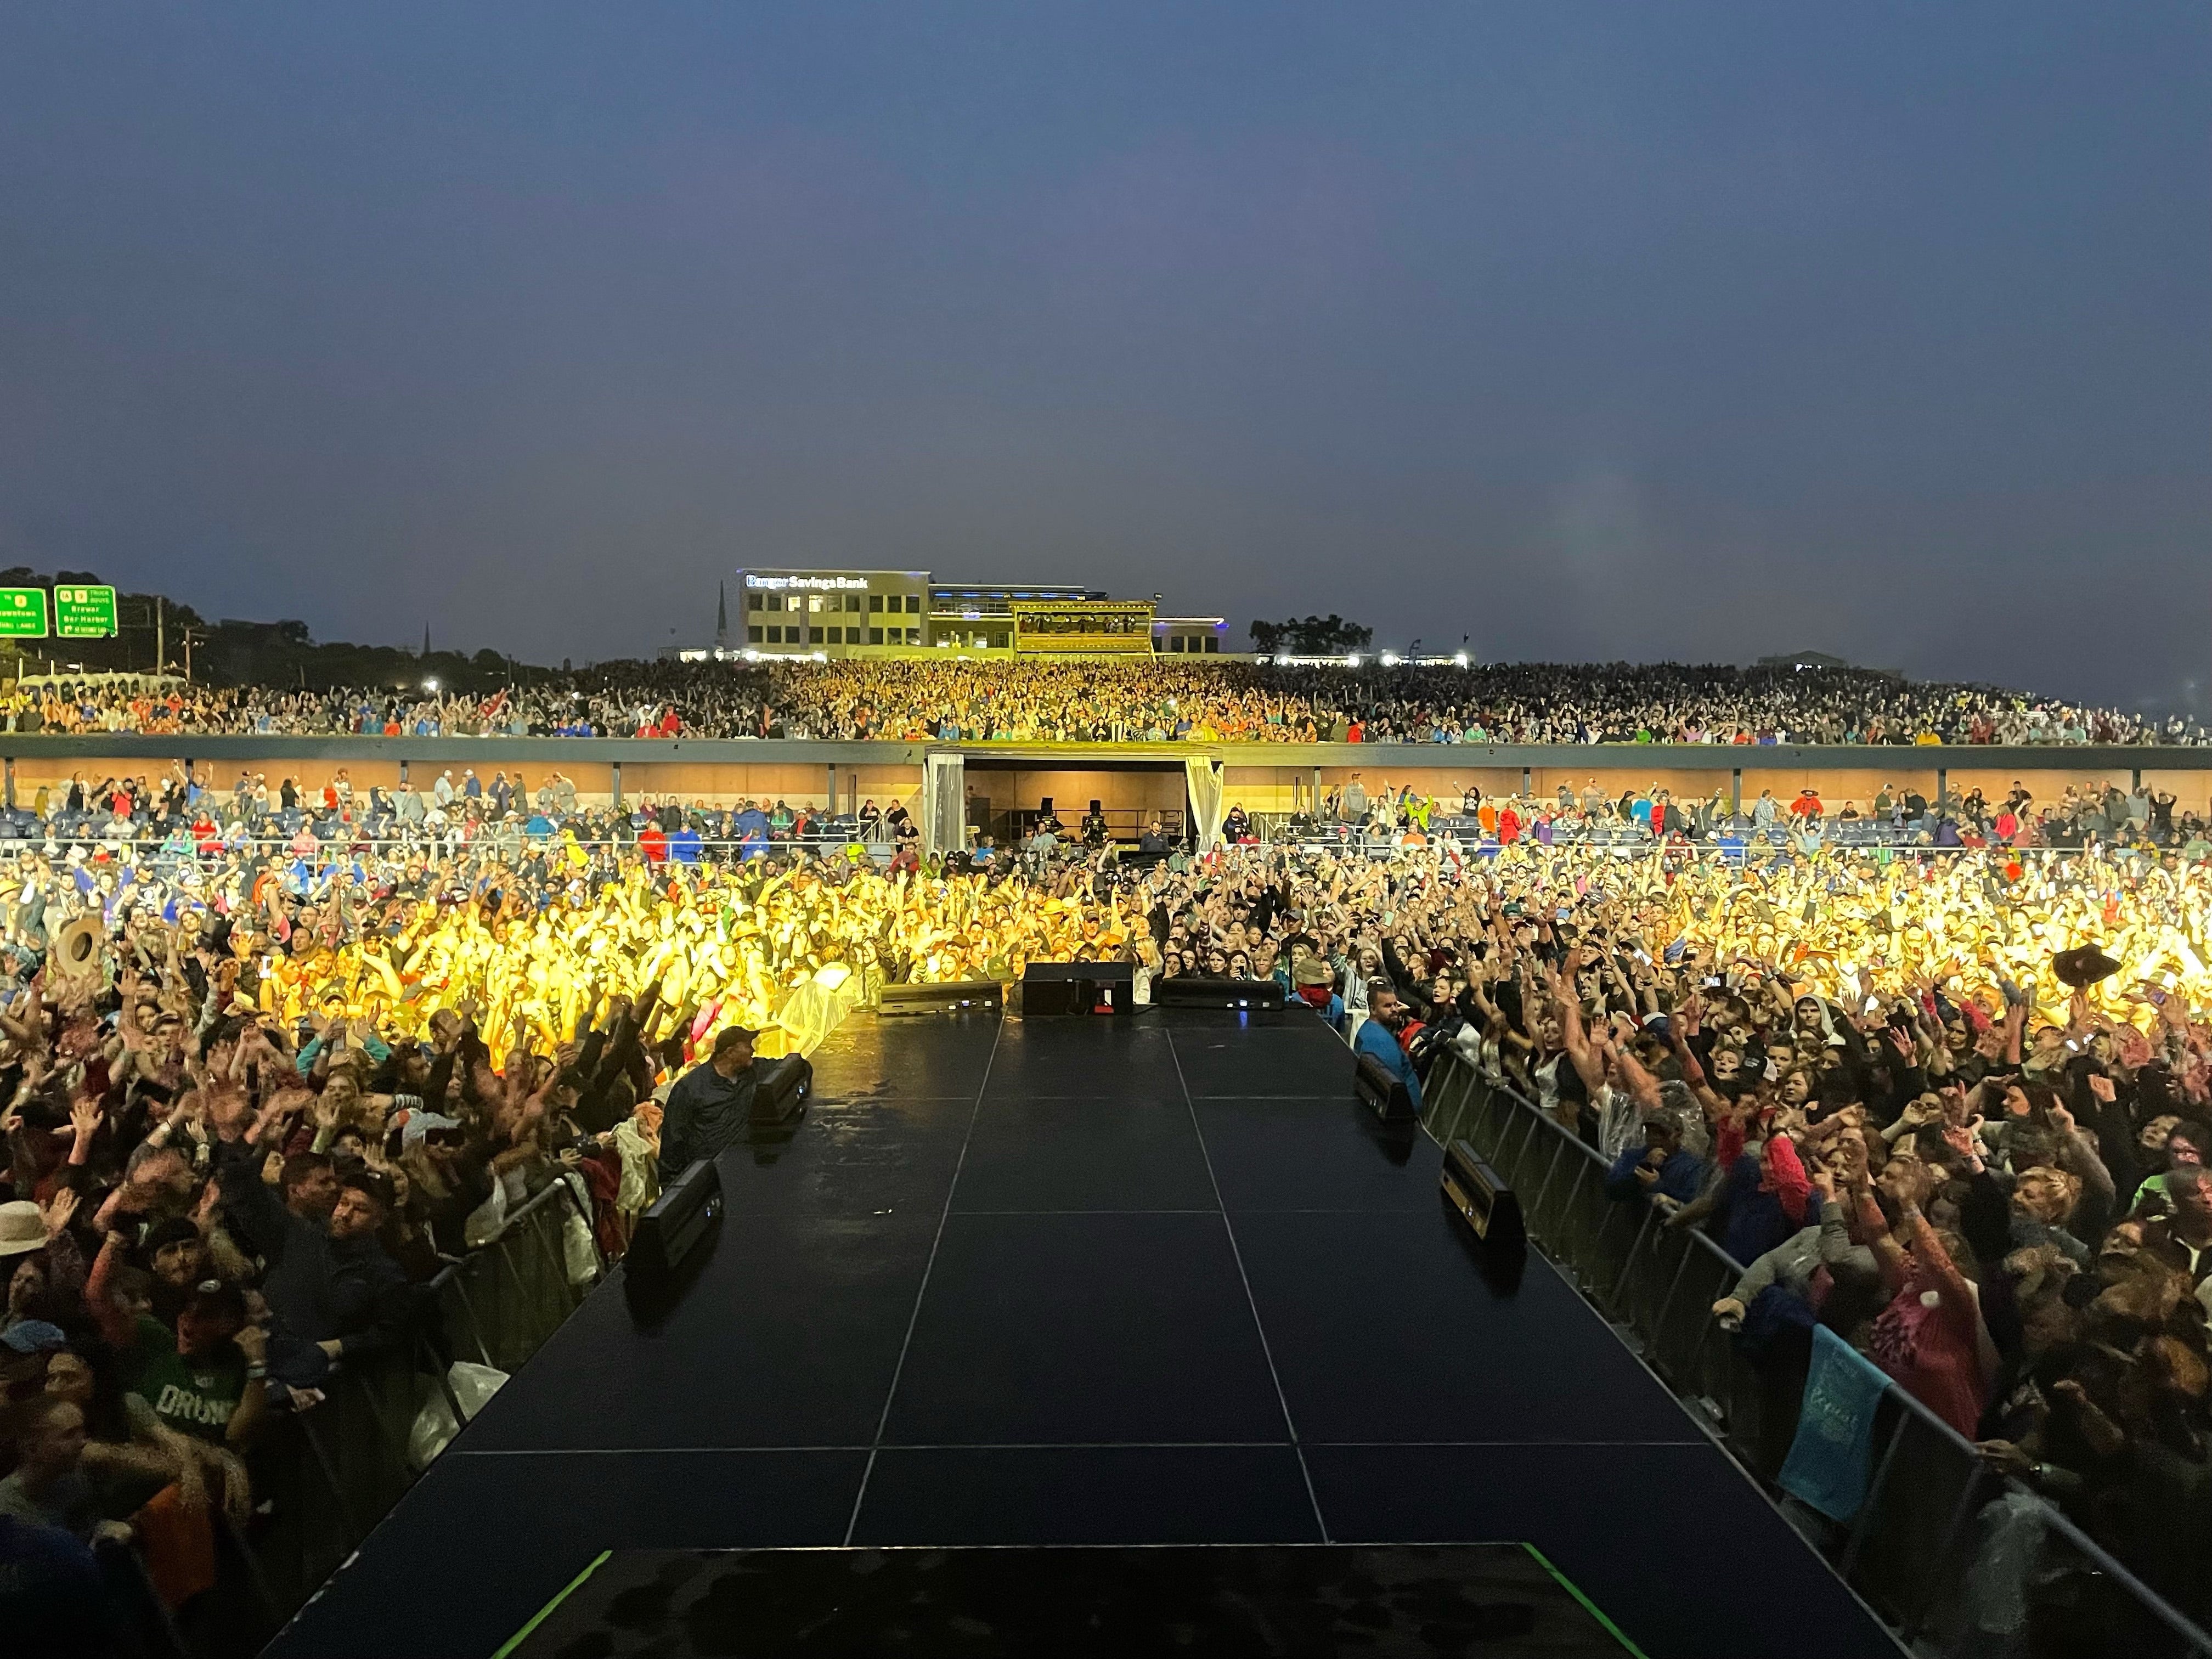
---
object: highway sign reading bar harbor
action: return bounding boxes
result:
[54,585,118,637]
[0,589,50,637]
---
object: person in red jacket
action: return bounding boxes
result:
[639,822,669,866]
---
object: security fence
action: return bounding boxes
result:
[1421,1054,2212,1659]
[215,1177,598,1651]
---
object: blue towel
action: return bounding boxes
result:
[1778,1324,1893,1522]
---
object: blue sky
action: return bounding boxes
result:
[2,4,2205,710]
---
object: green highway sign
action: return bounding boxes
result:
[54,584,117,638]
[0,588,50,638]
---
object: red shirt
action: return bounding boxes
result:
[639,826,669,865]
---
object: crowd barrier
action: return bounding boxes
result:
[1419,1054,2212,1659]
[204,1178,599,1652]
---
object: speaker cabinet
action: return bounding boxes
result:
[631,1158,723,1282]
[753,1054,812,1124]
[877,980,1005,1017]
[1154,976,1286,1010]
[1441,1137,1523,1245]
[1354,1049,1418,1122]
[1020,961,1135,1015]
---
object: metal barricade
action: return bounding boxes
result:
[1422,1052,2212,1659]
[234,1178,597,1641]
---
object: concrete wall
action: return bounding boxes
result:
[1221,764,2212,816]
[5,757,927,815]
[5,748,2205,819]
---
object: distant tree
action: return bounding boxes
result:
[1248,614,1373,656]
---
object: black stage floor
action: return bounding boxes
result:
[263,1011,1899,1659]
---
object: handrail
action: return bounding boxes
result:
[1420,1051,2212,1658]
[225,1172,601,1651]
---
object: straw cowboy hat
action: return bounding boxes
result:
[50,915,105,980]
[0,1200,47,1259]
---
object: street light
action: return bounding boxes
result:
[422,678,439,692]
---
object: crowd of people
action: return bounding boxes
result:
[4,657,2202,745]
[5,746,2212,1644]
[1316,772,2212,857]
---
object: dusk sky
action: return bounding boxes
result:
[3,5,2206,712]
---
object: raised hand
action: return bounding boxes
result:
[41,1187,80,1235]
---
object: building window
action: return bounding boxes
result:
[868,627,884,645]
[748,625,763,643]
[747,593,763,611]
[906,595,921,613]
[991,630,1009,650]
[845,594,861,611]
[906,627,920,643]
[1205,635,1219,652]
[869,594,883,611]
[765,625,782,644]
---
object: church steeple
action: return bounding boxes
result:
[715,580,730,650]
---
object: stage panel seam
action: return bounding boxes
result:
[842,1015,1006,1545]
[1165,1024,1333,1544]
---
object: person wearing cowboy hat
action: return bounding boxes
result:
[1289,952,1344,1030]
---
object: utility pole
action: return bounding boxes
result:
[156,596,165,675]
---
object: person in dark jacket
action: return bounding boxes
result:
[1605,1118,1705,1206]
[213,1138,411,1393]
[659,1027,761,1177]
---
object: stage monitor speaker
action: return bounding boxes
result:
[1354,1050,1418,1122]
[1020,961,1135,1015]
[631,1157,723,1282]
[1441,1137,1523,1245]
[877,980,1005,1017]
[1154,976,1286,1011]
[753,1053,812,1124]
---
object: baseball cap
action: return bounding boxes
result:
[182,1279,247,1323]
[712,1026,759,1057]
[0,1319,67,1355]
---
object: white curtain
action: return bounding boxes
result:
[1184,755,1227,853]
[923,751,966,856]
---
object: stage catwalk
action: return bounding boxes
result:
[262,1009,1898,1659]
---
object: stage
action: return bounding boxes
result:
[262,1009,1899,1659]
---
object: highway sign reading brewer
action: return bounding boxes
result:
[0,589,51,638]
[54,585,118,637]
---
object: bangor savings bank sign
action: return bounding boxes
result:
[743,574,872,592]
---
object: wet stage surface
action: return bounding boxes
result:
[264,1010,1897,1659]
